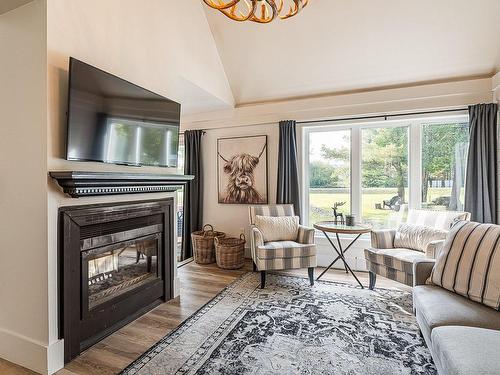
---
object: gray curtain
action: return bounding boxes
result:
[183,130,204,259]
[277,120,301,221]
[465,103,498,223]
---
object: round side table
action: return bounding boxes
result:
[313,221,372,288]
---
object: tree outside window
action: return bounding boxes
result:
[421,122,469,211]
[305,116,469,230]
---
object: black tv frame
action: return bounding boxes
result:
[65,57,181,168]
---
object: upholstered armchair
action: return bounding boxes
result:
[249,204,317,289]
[364,208,470,289]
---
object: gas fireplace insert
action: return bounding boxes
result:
[59,199,174,363]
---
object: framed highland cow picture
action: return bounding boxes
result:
[217,135,268,204]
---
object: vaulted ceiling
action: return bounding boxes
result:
[203,0,500,105]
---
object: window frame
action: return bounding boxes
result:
[301,113,469,230]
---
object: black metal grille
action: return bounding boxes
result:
[80,214,163,239]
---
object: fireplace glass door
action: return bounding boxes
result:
[82,233,161,312]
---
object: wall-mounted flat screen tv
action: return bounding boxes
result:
[66,58,180,167]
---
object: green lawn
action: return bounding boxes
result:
[309,187,457,228]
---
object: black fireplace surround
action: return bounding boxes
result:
[59,199,175,363]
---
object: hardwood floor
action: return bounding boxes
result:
[1,261,407,375]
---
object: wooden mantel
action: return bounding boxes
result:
[49,171,194,198]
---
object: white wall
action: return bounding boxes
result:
[0,0,34,15]
[187,77,496,271]
[0,0,49,372]
[47,0,234,173]
[184,78,493,129]
[44,1,234,373]
[1,1,233,373]
[202,123,279,249]
[201,121,371,270]
[0,1,498,372]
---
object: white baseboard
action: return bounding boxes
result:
[0,327,64,375]
[47,339,64,375]
[174,276,181,297]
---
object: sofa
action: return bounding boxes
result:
[413,221,500,375]
[365,208,470,289]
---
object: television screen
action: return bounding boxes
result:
[66,58,180,167]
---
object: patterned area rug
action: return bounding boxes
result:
[121,273,436,375]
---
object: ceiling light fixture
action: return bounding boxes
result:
[203,0,309,24]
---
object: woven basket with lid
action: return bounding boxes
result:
[191,224,225,264]
[214,234,246,270]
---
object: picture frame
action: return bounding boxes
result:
[217,135,268,205]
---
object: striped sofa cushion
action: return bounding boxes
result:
[249,204,295,225]
[364,247,427,274]
[257,241,316,260]
[366,261,413,286]
[371,229,396,249]
[429,221,500,310]
[255,255,317,271]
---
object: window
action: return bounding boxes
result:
[421,121,469,211]
[307,130,351,225]
[303,115,469,230]
[362,126,409,228]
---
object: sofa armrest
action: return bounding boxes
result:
[297,225,315,244]
[371,229,396,249]
[413,259,435,287]
[425,239,445,259]
[250,226,264,261]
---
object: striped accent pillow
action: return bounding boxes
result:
[428,221,500,310]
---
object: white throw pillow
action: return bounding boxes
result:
[394,223,447,252]
[254,215,299,242]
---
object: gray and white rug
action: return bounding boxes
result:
[121,272,436,375]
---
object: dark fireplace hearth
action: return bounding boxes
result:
[59,199,174,363]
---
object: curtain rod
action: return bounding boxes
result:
[296,107,469,125]
[180,123,267,134]
[181,107,469,134]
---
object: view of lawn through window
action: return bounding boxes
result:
[362,126,408,228]
[421,122,469,211]
[305,116,469,229]
[308,130,351,225]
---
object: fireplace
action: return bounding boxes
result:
[59,199,174,363]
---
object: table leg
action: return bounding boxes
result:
[317,231,364,289]
[315,231,341,281]
[335,233,348,274]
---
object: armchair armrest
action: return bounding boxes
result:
[413,259,435,287]
[371,229,396,249]
[425,240,445,259]
[297,225,315,244]
[250,225,264,261]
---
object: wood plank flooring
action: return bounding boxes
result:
[1,261,407,375]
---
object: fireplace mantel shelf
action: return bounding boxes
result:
[50,171,194,198]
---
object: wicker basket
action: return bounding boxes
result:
[214,234,246,270]
[191,224,225,264]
